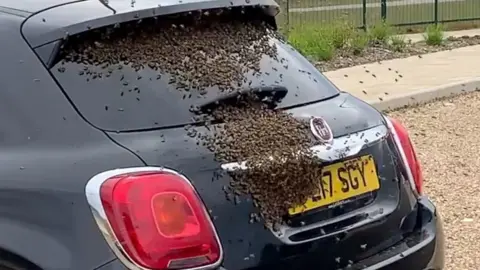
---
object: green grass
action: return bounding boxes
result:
[286,21,394,61]
[288,0,384,9]
[368,21,394,43]
[350,31,370,55]
[288,31,335,61]
[389,35,407,51]
[287,22,351,61]
[277,0,480,30]
[424,24,445,45]
[283,18,446,62]
[280,0,480,63]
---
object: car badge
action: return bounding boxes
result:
[310,116,333,144]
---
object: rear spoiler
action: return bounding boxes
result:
[23,0,280,49]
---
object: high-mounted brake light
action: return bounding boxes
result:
[385,116,424,195]
[85,167,223,270]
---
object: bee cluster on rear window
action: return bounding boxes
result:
[60,6,325,226]
[60,6,279,94]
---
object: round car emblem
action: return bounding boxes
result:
[310,117,333,144]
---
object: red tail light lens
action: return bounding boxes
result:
[91,169,222,270]
[386,117,424,195]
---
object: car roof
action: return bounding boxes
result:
[17,0,279,49]
[0,0,75,15]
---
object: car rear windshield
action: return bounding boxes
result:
[50,7,339,132]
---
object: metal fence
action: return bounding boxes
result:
[277,0,480,30]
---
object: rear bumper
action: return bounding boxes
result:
[351,195,445,270]
[97,196,444,270]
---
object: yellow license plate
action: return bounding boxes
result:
[289,155,380,215]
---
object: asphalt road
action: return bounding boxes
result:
[388,92,480,269]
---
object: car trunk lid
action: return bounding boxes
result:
[106,93,416,269]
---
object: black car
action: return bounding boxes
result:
[0,0,444,269]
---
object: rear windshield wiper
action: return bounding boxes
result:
[196,85,288,114]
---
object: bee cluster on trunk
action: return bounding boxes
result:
[60,6,325,226]
[202,96,324,225]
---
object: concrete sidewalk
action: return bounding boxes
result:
[401,29,480,44]
[324,44,480,111]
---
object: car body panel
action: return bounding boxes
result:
[0,0,73,14]
[97,196,444,270]
[104,93,420,269]
[0,7,31,18]
[0,12,144,269]
[20,0,279,49]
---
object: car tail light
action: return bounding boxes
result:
[85,167,223,270]
[385,116,424,195]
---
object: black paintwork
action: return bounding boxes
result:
[0,0,72,14]
[0,1,444,269]
[98,196,444,270]
[19,0,279,49]
[0,12,142,269]
[105,95,414,269]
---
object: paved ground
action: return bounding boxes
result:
[324,43,480,106]
[401,28,480,43]
[289,0,463,13]
[388,92,480,269]
[324,37,480,269]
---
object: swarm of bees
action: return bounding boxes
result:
[202,96,324,225]
[62,7,324,225]
[62,7,279,94]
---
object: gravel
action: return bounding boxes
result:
[388,92,480,270]
[316,35,480,72]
